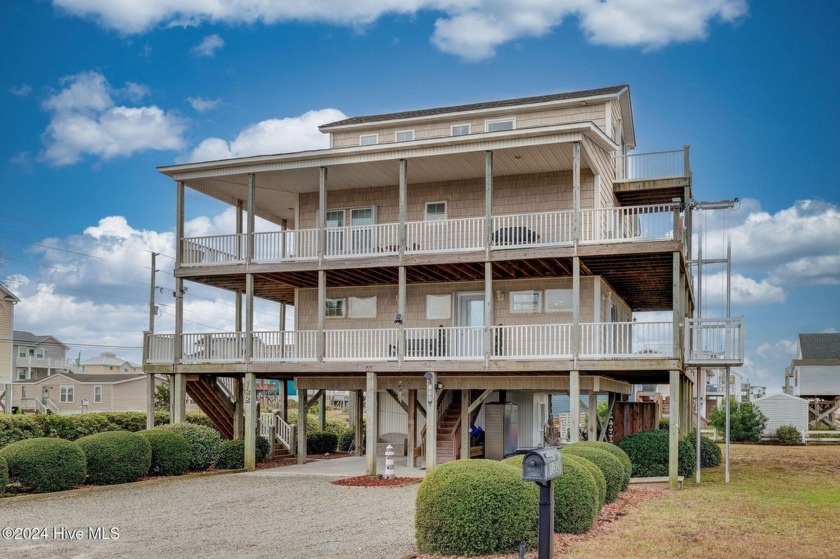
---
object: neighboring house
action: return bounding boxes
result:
[148,85,744,480]
[12,372,164,415]
[79,352,143,375]
[13,330,76,380]
[789,333,840,427]
[752,392,809,439]
[706,368,743,413]
[1,283,20,412]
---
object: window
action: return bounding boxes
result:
[109,366,114,371]
[485,118,515,132]
[325,298,346,318]
[122,367,128,373]
[360,133,379,146]
[60,385,74,403]
[349,296,377,318]
[545,289,573,313]
[395,130,414,142]
[451,124,471,136]
[35,348,45,359]
[17,347,27,358]
[16,368,26,380]
[425,201,447,222]
[510,291,541,313]
[94,386,102,403]
[426,294,451,320]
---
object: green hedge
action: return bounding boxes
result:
[0,455,7,494]
[161,423,223,471]
[689,432,723,467]
[561,447,624,504]
[617,429,695,478]
[76,431,152,485]
[256,435,270,462]
[307,431,338,454]
[138,429,191,476]
[338,430,356,452]
[564,454,606,509]
[216,439,247,469]
[568,441,632,490]
[0,412,219,449]
[416,459,538,556]
[776,424,802,445]
[503,454,599,534]
[0,438,87,493]
[288,411,349,438]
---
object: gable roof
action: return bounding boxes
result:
[80,352,139,368]
[15,372,146,385]
[13,331,69,349]
[321,85,633,144]
[799,333,840,360]
[0,283,19,303]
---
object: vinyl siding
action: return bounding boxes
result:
[0,300,12,382]
[797,366,840,396]
[753,394,808,438]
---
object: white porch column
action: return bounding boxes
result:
[569,371,580,443]
[669,369,681,489]
[407,389,417,467]
[366,370,378,476]
[425,372,438,470]
[233,377,244,439]
[354,389,364,457]
[297,389,308,464]
[460,389,470,460]
[588,390,598,441]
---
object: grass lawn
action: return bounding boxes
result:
[563,443,840,558]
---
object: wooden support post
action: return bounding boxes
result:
[318,167,327,262]
[570,371,580,443]
[318,391,326,431]
[669,369,681,489]
[399,159,407,255]
[407,389,417,467]
[572,141,580,249]
[279,380,288,423]
[146,371,155,430]
[297,389,308,464]
[246,174,255,263]
[460,389,470,460]
[398,266,406,363]
[426,372,438,470]
[485,151,493,255]
[317,270,326,363]
[673,251,681,360]
[588,391,598,441]
[172,373,186,424]
[484,262,493,366]
[354,390,363,457]
[233,377,244,439]
[366,371,378,476]
[244,372,257,471]
[245,273,254,364]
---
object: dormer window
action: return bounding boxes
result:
[451,124,471,136]
[395,130,414,142]
[360,134,379,146]
[485,118,515,133]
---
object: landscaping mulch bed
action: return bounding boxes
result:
[332,475,423,487]
[255,451,354,470]
[411,486,667,559]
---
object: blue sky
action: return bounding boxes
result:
[0,0,838,392]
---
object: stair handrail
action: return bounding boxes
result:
[275,413,296,454]
[44,398,60,414]
[216,377,235,402]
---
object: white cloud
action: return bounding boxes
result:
[701,272,787,307]
[10,84,33,97]
[185,108,346,162]
[191,33,224,57]
[52,0,748,60]
[187,96,221,112]
[40,71,186,166]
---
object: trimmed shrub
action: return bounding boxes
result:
[138,429,191,476]
[0,415,44,449]
[256,435,270,462]
[416,459,538,555]
[288,411,349,439]
[569,441,632,491]
[76,431,152,485]
[688,432,722,468]
[99,412,148,432]
[776,424,803,445]
[564,454,606,509]
[0,454,7,494]
[617,429,695,478]
[216,439,247,469]
[709,400,768,442]
[503,454,599,534]
[561,447,624,504]
[338,430,356,452]
[307,431,338,454]
[0,438,86,493]
[161,423,223,471]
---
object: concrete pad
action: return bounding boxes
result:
[244,455,427,478]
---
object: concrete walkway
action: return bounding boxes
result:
[246,455,427,478]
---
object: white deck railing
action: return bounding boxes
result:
[252,331,318,362]
[325,328,398,362]
[406,217,485,253]
[19,398,48,414]
[260,412,296,451]
[403,326,484,360]
[491,210,573,248]
[685,318,744,364]
[15,356,77,371]
[147,333,175,364]
[325,223,400,258]
[182,234,245,266]
[492,323,574,359]
[580,204,676,243]
[182,333,245,364]
[580,321,674,359]
[615,148,689,181]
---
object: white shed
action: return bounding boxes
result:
[752,393,809,439]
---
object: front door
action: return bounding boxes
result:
[455,292,484,358]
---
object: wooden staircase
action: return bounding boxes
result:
[185,375,235,440]
[436,391,462,465]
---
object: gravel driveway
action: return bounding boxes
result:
[0,472,420,558]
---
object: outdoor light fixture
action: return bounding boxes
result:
[394,313,403,324]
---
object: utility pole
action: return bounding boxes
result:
[146,252,158,430]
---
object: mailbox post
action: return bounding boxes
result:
[522,448,562,559]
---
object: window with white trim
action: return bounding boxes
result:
[60,385,74,403]
[425,201,447,222]
[16,368,27,380]
[94,386,102,403]
[451,124,471,136]
[485,118,515,132]
[325,298,346,318]
[395,130,414,142]
[35,348,45,359]
[360,133,379,146]
[17,347,27,358]
[510,291,541,313]
[426,294,451,320]
[545,289,573,313]
[349,296,377,318]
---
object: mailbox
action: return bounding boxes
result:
[522,447,562,483]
